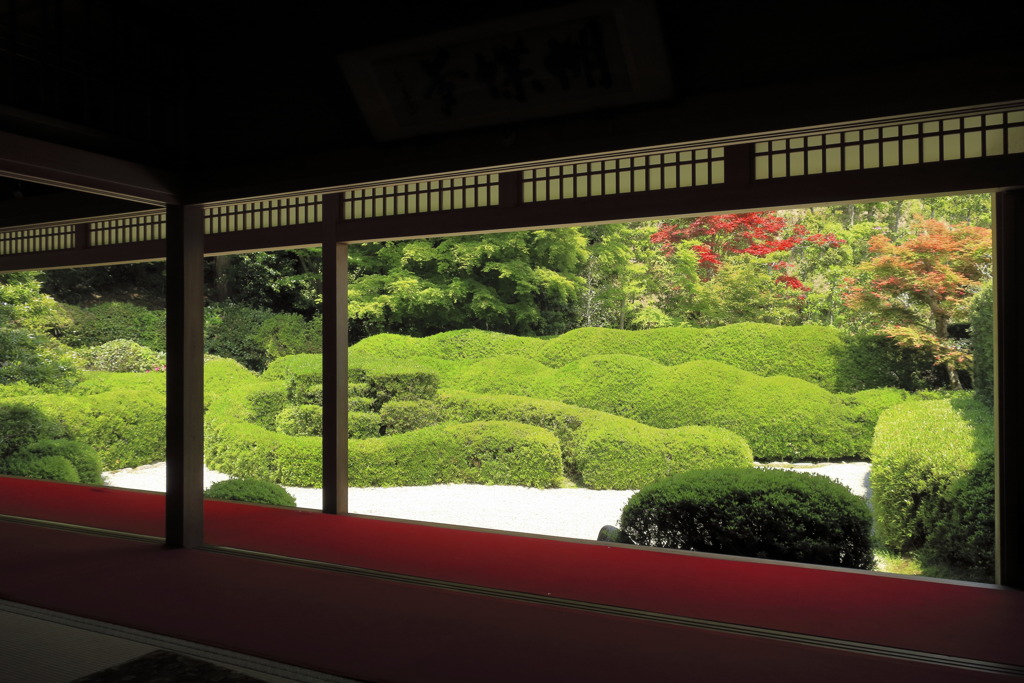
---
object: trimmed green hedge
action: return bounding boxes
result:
[77,339,163,372]
[3,390,166,470]
[871,394,994,572]
[0,454,80,483]
[440,390,753,489]
[61,302,166,351]
[350,421,563,488]
[0,402,63,457]
[348,323,934,393]
[451,357,870,462]
[205,478,297,507]
[379,400,441,435]
[14,438,104,485]
[207,403,563,489]
[276,404,322,437]
[619,467,875,569]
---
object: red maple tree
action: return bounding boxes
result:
[650,212,843,291]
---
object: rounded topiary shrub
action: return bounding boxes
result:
[204,478,297,507]
[78,339,163,372]
[0,454,80,483]
[379,400,441,435]
[275,404,322,437]
[619,467,874,569]
[0,402,64,457]
[13,439,104,485]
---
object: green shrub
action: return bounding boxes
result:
[256,312,322,359]
[205,478,297,507]
[275,404,322,437]
[205,304,275,371]
[245,383,289,429]
[379,400,441,434]
[969,282,994,407]
[349,382,371,398]
[350,421,563,488]
[349,396,374,412]
[842,387,909,428]
[14,439,104,485]
[348,412,382,439]
[203,357,259,405]
[440,390,753,489]
[349,360,441,410]
[72,370,166,395]
[78,339,163,372]
[619,467,875,569]
[9,390,166,470]
[451,356,870,462]
[62,302,166,351]
[0,403,64,457]
[871,394,993,558]
[0,454,80,483]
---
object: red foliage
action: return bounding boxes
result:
[651,212,844,289]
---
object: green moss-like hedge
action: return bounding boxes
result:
[619,467,875,569]
[205,478,297,507]
[450,357,870,462]
[1,390,165,470]
[207,396,564,488]
[348,323,932,392]
[871,394,994,578]
[440,390,753,489]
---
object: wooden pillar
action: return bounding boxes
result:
[321,194,348,514]
[995,188,1022,588]
[165,204,205,548]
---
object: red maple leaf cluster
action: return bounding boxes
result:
[651,212,843,290]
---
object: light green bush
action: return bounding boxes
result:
[440,390,753,489]
[871,394,994,565]
[78,339,163,372]
[0,454,80,483]
[450,356,869,462]
[348,412,382,439]
[350,421,563,488]
[275,404,322,437]
[205,478,297,507]
[0,402,64,457]
[62,302,166,351]
[10,390,166,470]
[379,400,441,435]
[14,439,104,485]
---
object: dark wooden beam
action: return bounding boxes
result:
[0,193,156,231]
[0,130,179,206]
[164,204,205,548]
[995,188,1023,588]
[334,154,1024,244]
[321,194,347,515]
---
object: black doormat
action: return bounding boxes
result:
[73,649,268,682]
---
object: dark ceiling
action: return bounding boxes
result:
[2,0,1022,208]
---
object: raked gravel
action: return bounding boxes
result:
[102,461,872,542]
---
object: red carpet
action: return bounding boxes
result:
[2,476,1023,681]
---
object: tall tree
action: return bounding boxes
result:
[842,219,992,388]
[348,229,588,339]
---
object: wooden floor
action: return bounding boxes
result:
[2,477,1023,682]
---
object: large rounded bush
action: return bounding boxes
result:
[62,302,166,351]
[619,467,874,569]
[205,478,297,507]
[0,403,64,457]
[14,439,104,485]
[275,404,322,437]
[0,454,80,483]
[452,356,871,462]
[871,394,994,568]
[969,282,994,407]
[440,390,752,489]
[78,339,163,372]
